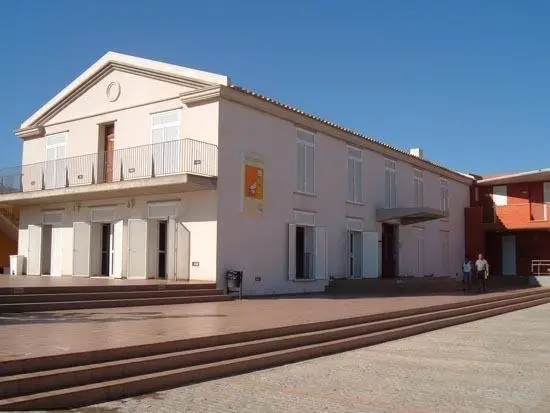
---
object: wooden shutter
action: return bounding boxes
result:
[127,219,148,278]
[113,220,124,278]
[362,231,379,278]
[73,222,91,276]
[314,227,328,280]
[288,223,296,280]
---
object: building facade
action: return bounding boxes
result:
[0,52,472,294]
[466,170,550,277]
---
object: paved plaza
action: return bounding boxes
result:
[55,303,549,413]
[0,290,521,363]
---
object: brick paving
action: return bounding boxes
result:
[64,303,550,413]
[0,290,526,363]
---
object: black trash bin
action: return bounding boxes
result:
[225,270,243,299]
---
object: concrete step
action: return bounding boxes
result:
[0,288,225,303]
[326,276,530,295]
[0,289,548,410]
[0,282,216,295]
[0,294,232,313]
[0,292,550,411]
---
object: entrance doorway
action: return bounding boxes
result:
[502,235,516,275]
[100,223,114,276]
[295,225,314,279]
[103,124,115,183]
[158,220,168,279]
[381,223,397,278]
[348,231,362,278]
[40,225,62,276]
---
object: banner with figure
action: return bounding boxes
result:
[243,155,264,216]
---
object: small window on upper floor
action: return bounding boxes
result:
[492,185,507,206]
[296,129,315,194]
[440,178,450,213]
[413,169,424,207]
[150,109,181,145]
[544,182,550,204]
[385,159,397,208]
[347,146,362,203]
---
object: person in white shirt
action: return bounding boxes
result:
[462,256,472,291]
[475,253,489,293]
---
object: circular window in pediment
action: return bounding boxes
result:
[106,81,121,102]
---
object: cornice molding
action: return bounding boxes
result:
[180,86,222,105]
[15,126,44,138]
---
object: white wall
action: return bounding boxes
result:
[17,190,217,280]
[217,99,470,295]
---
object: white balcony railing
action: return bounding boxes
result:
[0,138,218,194]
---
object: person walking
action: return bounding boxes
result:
[462,256,472,292]
[475,253,489,293]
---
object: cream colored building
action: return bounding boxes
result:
[0,52,473,294]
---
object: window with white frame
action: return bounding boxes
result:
[150,109,181,176]
[296,129,315,194]
[413,169,424,207]
[384,159,397,208]
[440,178,450,213]
[347,147,362,203]
[492,185,507,206]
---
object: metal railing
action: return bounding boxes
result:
[531,260,550,276]
[0,138,218,194]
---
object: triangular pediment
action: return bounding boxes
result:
[18,52,229,135]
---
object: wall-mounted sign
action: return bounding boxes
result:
[243,155,264,217]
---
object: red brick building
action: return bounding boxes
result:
[465,170,550,277]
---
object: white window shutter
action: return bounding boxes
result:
[297,142,306,192]
[492,185,507,206]
[347,159,354,201]
[345,230,351,276]
[544,183,550,204]
[288,224,296,280]
[354,159,362,202]
[314,227,328,280]
[113,220,124,278]
[305,144,314,193]
[362,231,379,278]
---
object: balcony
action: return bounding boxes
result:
[0,138,218,205]
[480,203,550,230]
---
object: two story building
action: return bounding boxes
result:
[0,52,472,295]
[466,170,550,277]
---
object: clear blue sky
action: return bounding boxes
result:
[1,0,548,174]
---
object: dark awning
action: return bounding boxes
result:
[375,207,447,226]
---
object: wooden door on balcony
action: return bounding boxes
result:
[103,124,115,183]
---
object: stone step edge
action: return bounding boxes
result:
[0,294,232,313]
[0,289,226,303]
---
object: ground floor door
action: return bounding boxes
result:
[38,225,62,276]
[414,227,425,276]
[381,223,397,278]
[158,220,168,279]
[50,226,63,276]
[100,223,114,276]
[347,231,362,278]
[502,235,516,276]
[295,225,314,279]
[440,230,450,276]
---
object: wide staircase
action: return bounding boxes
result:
[0,287,548,410]
[325,275,530,296]
[0,282,231,313]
